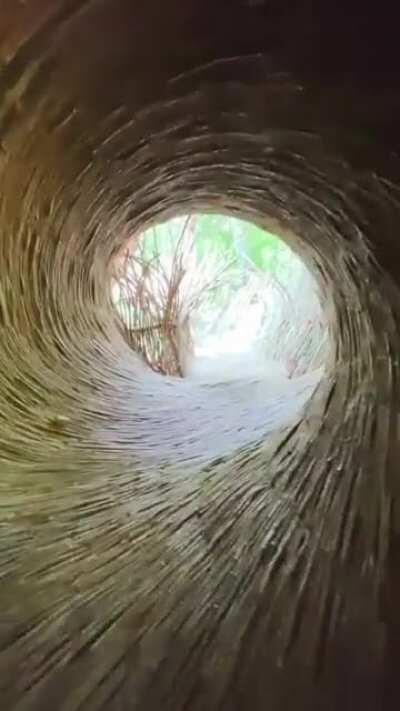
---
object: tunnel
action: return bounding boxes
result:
[1,1,400,709]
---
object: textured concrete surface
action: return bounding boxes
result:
[1,2,400,709]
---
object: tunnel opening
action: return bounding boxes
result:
[111,212,329,383]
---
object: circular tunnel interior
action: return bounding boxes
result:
[1,2,400,709]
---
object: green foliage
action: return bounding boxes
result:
[116,212,324,374]
[141,213,292,279]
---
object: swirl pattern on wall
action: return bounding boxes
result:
[1,2,400,709]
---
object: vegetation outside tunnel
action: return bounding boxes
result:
[112,214,326,378]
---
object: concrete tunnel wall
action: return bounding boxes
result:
[1,1,400,709]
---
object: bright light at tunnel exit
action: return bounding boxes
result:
[112,213,326,379]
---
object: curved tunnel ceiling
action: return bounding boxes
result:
[1,2,400,709]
